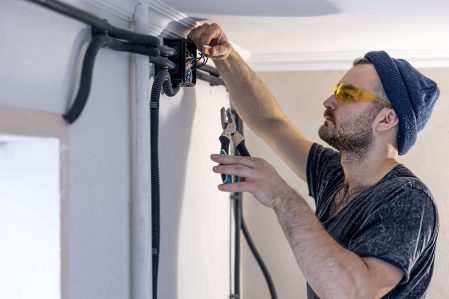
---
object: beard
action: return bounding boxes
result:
[318,106,381,158]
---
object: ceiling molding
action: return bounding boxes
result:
[80,0,248,62]
[73,0,198,38]
[248,49,449,72]
[148,0,199,38]
[79,0,136,22]
[79,1,449,73]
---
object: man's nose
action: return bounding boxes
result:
[323,94,337,110]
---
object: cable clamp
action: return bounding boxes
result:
[150,101,159,109]
[152,248,158,255]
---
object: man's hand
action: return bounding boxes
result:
[211,154,290,208]
[187,23,233,60]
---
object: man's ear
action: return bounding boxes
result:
[375,108,399,132]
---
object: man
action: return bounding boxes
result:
[188,23,439,298]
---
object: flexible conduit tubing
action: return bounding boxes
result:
[150,68,180,299]
[150,69,165,299]
[63,35,175,124]
[63,34,110,123]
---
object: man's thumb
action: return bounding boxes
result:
[203,45,230,59]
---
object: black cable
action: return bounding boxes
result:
[192,52,207,69]
[193,51,204,60]
[162,78,181,96]
[159,45,177,58]
[63,34,176,124]
[231,192,242,299]
[232,112,278,299]
[63,34,111,123]
[109,39,176,71]
[150,69,166,299]
[193,56,209,70]
[109,39,161,57]
[150,68,180,299]
[23,0,160,46]
[150,56,176,71]
[241,217,278,299]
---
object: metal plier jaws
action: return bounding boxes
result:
[219,107,251,184]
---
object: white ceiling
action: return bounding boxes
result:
[164,0,449,71]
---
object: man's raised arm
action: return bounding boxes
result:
[188,23,313,181]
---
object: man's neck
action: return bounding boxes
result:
[339,145,399,190]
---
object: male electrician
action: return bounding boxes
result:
[188,23,439,298]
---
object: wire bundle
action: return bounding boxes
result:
[193,51,209,69]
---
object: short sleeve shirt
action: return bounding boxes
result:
[306,143,439,299]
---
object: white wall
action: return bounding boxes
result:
[1,1,132,298]
[0,136,60,299]
[0,0,231,298]
[242,69,449,299]
[158,81,231,299]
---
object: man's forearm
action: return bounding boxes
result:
[212,49,287,136]
[272,187,373,298]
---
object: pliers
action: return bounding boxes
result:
[219,107,251,184]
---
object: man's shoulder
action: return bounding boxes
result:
[366,164,438,231]
[382,164,434,200]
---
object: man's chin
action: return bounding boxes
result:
[318,124,331,139]
[318,126,337,146]
[318,127,328,141]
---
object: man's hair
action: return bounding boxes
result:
[353,57,390,105]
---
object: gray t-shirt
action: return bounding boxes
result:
[306,143,438,298]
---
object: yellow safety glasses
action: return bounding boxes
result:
[332,83,392,108]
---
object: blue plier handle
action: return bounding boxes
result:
[219,107,251,184]
[220,107,235,184]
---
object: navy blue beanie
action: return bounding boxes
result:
[364,51,439,155]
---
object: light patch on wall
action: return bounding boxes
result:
[0,135,60,299]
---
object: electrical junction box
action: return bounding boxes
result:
[163,38,197,87]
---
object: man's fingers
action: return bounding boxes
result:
[206,45,230,59]
[218,181,253,193]
[199,23,225,49]
[211,154,258,167]
[188,24,211,48]
[188,23,230,58]
[213,164,254,179]
[188,24,209,48]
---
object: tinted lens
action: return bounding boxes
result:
[333,83,391,107]
[335,84,360,103]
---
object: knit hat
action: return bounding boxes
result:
[364,51,439,155]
